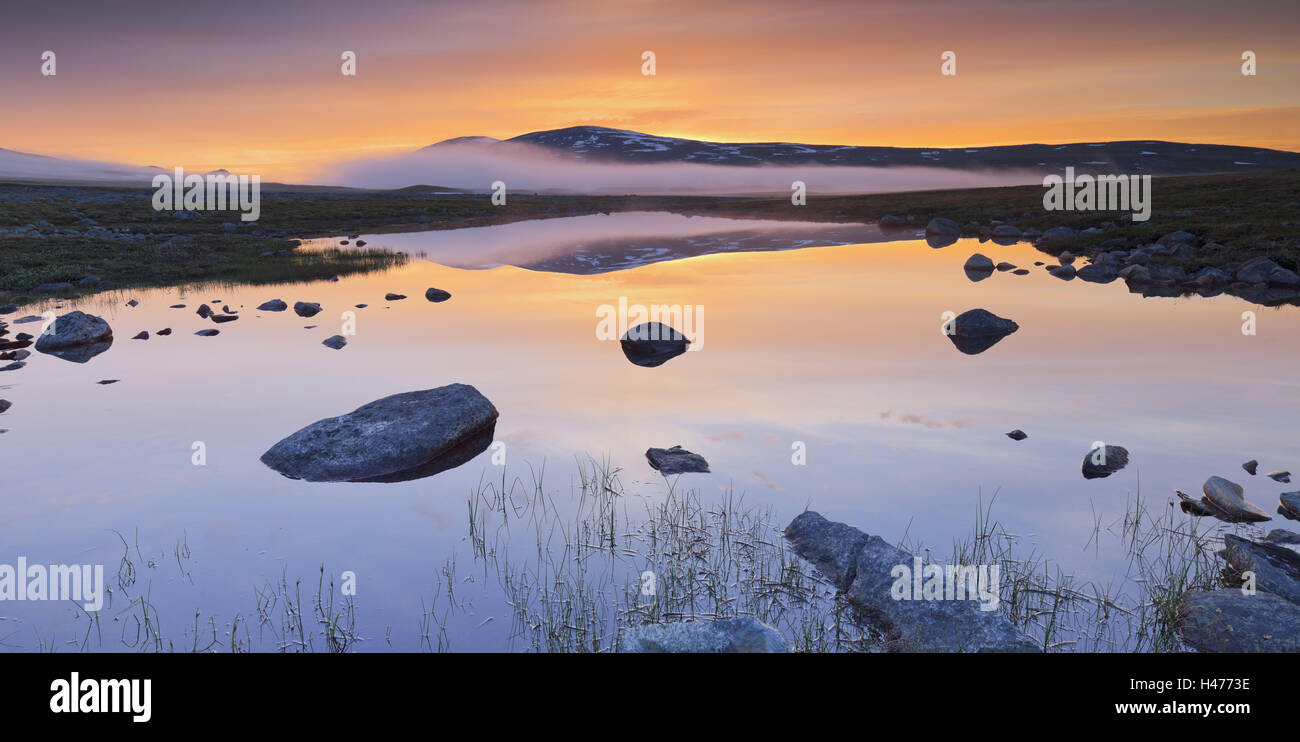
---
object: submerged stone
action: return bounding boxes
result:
[620,618,786,653]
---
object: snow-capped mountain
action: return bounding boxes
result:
[420,125,1300,175]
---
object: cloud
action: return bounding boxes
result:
[316,140,1041,195]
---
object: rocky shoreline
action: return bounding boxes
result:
[923,216,1300,307]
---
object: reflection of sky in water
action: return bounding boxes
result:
[2,216,1296,651]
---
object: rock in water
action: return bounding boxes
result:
[1006,429,1027,441]
[1222,534,1300,604]
[34,311,113,363]
[1081,445,1129,479]
[157,328,172,336]
[1243,459,1259,475]
[924,217,960,248]
[620,618,785,653]
[1184,476,1272,523]
[620,322,690,367]
[196,303,213,318]
[783,511,1038,652]
[645,445,710,475]
[294,301,323,317]
[1268,470,1291,483]
[195,329,220,337]
[425,288,452,303]
[322,335,347,350]
[132,331,149,340]
[0,399,10,413]
[946,309,1019,355]
[258,299,288,312]
[1177,589,1300,653]
[963,253,994,272]
[385,293,407,301]
[259,384,499,483]
[1280,492,1300,522]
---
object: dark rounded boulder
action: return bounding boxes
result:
[259,384,499,483]
[34,310,114,363]
[945,309,1019,355]
[621,322,690,367]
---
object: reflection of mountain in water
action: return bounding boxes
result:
[339,212,904,276]
[517,226,886,274]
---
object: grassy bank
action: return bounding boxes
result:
[4,169,1297,305]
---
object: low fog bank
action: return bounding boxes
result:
[316,141,1042,195]
[0,148,159,185]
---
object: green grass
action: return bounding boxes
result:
[6,169,1297,306]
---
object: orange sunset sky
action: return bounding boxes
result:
[0,0,1296,182]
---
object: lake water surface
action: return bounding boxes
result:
[2,212,1295,651]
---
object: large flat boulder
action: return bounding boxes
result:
[1178,589,1300,653]
[620,617,786,653]
[645,445,710,475]
[1222,534,1300,605]
[784,511,1038,652]
[260,384,498,482]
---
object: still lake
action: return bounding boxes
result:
[1,211,1293,651]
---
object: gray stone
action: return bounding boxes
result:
[260,384,499,483]
[385,292,407,301]
[1157,230,1195,245]
[1047,264,1076,280]
[620,617,785,653]
[1267,470,1291,483]
[1178,589,1300,653]
[1243,459,1258,475]
[1081,445,1128,479]
[1280,492,1300,522]
[425,288,452,303]
[1040,226,1077,240]
[925,217,960,248]
[322,335,347,350]
[990,224,1021,242]
[131,331,149,340]
[1222,534,1300,605]
[783,511,1038,652]
[645,445,710,475]
[1076,261,1122,283]
[1192,476,1272,523]
[293,301,323,317]
[620,322,690,367]
[257,299,288,312]
[1236,257,1300,287]
[1006,429,1027,441]
[946,308,1019,355]
[0,399,10,413]
[34,311,113,363]
[963,253,994,272]
[1265,528,1300,544]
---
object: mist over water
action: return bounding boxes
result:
[317,140,1043,194]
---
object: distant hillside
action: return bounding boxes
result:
[418,126,1300,176]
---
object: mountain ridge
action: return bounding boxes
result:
[420,125,1300,175]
